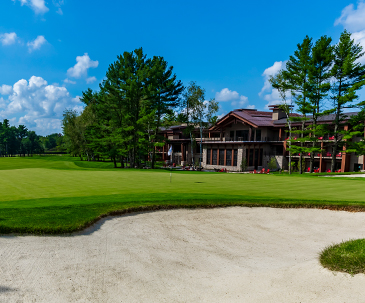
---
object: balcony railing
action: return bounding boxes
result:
[201,136,281,142]
[290,152,343,158]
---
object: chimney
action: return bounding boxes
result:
[269,105,286,121]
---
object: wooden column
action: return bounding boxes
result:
[181,144,184,161]
[224,149,227,166]
[249,127,252,142]
[319,141,324,172]
[217,149,220,165]
[162,145,166,161]
[247,145,250,167]
[252,145,256,168]
[279,128,282,141]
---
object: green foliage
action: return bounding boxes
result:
[240,156,247,172]
[329,30,365,171]
[62,48,184,169]
[320,239,365,275]
[0,119,43,156]
[268,157,277,170]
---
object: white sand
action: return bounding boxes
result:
[1,207,365,302]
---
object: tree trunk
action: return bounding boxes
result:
[309,145,314,173]
[151,127,158,169]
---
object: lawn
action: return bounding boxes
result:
[1,155,365,234]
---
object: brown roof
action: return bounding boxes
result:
[210,109,274,130]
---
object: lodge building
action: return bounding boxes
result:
[158,106,364,173]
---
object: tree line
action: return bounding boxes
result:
[270,30,365,173]
[0,119,64,156]
[62,48,218,169]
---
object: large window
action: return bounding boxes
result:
[207,149,211,165]
[212,149,217,165]
[219,149,225,165]
[233,150,238,166]
[236,130,249,141]
[226,150,232,166]
[256,130,261,141]
[246,147,263,167]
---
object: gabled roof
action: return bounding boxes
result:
[210,108,359,130]
[210,109,274,130]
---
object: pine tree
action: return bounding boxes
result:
[145,56,183,169]
[330,30,365,172]
[283,36,313,174]
[307,36,334,172]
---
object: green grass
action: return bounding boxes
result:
[320,239,365,275]
[1,155,365,234]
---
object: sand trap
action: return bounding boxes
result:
[1,207,365,302]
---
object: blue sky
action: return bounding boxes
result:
[0,0,365,135]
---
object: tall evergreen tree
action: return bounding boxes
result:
[145,56,183,169]
[269,70,294,173]
[307,35,334,172]
[284,35,312,174]
[330,30,365,172]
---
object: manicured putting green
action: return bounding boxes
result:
[1,156,365,234]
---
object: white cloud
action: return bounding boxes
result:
[259,61,285,97]
[335,2,365,64]
[27,35,47,52]
[215,88,252,108]
[53,0,64,15]
[259,61,292,109]
[67,53,99,79]
[86,76,97,84]
[12,0,49,14]
[0,76,83,135]
[0,32,18,45]
[335,2,365,32]
[0,85,13,95]
[63,78,76,85]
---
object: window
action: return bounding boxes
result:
[256,129,261,141]
[230,131,234,140]
[219,149,224,165]
[212,149,217,165]
[207,149,211,165]
[246,149,254,166]
[233,150,238,166]
[236,130,249,141]
[226,150,232,166]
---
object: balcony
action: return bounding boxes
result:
[201,136,281,143]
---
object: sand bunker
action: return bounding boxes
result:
[1,207,365,302]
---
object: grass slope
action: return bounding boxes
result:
[320,239,365,275]
[1,155,365,234]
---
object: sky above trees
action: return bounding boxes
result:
[0,0,364,135]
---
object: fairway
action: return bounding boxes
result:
[1,156,365,234]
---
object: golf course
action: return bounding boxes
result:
[3,155,365,302]
[1,155,365,234]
